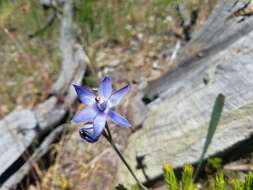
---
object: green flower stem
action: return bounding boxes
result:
[103,123,147,190]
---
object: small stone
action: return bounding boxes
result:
[152,61,160,70]
[149,69,161,80]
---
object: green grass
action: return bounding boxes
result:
[163,164,253,190]
[74,0,218,45]
[74,0,182,45]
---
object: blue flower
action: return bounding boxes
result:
[79,124,98,143]
[73,76,131,142]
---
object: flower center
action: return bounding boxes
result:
[95,95,101,102]
[95,95,107,112]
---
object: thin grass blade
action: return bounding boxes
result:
[193,94,225,181]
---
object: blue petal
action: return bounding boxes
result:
[93,114,106,139]
[79,125,98,143]
[73,84,96,106]
[98,76,112,100]
[108,84,129,107]
[72,107,97,123]
[108,110,131,128]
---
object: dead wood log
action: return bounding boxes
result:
[1,125,65,190]
[224,163,253,172]
[144,0,253,100]
[52,0,76,93]
[118,0,253,185]
[0,110,37,184]
[0,0,87,188]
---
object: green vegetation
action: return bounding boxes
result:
[116,184,141,190]
[194,94,225,180]
[163,164,253,190]
[74,0,180,44]
[116,164,253,190]
[182,165,196,190]
[163,164,179,190]
[208,157,223,170]
[163,164,197,190]
[214,173,225,190]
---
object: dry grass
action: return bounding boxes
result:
[0,0,60,118]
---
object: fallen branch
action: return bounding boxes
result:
[1,125,65,190]
[224,163,253,172]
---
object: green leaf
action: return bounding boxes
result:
[116,184,128,190]
[231,179,243,190]
[204,94,225,154]
[131,185,141,190]
[214,173,226,190]
[163,164,179,190]
[207,157,222,170]
[182,165,196,190]
[244,172,253,190]
[194,94,225,181]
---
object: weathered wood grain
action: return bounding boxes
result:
[118,0,253,185]
[0,110,37,179]
[144,0,253,100]
[52,0,76,93]
[1,125,65,190]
